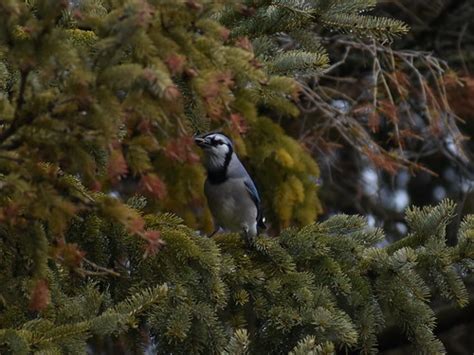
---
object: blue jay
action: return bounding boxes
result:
[194,132,265,239]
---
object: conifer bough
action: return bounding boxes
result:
[0,1,470,354]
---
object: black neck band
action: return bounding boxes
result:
[207,145,233,184]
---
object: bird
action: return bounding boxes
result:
[194,132,265,240]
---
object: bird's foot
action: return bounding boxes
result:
[207,229,219,238]
[241,226,256,248]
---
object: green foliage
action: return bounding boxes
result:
[222,329,250,355]
[0,0,404,265]
[217,0,408,79]
[0,200,472,354]
[245,117,322,229]
[0,0,470,354]
[0,0,410,237]
[0,282,169,354]
[289,336,334,355]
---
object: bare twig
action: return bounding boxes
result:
[81,258,121,277]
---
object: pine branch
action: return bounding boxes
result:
[221,329,250,355]
[320,14,409,41]
[0,284,169,353]
[268,50,329,75]
[0,68,32,146]
[289,336,335,355]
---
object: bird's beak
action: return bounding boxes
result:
[194,137,207,148]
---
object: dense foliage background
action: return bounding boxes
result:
[0,0,472,354]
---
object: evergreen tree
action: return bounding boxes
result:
[0,0,471,354]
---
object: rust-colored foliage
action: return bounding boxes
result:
[29,279,50,312]
[107,148,129,183]
[139,174,168,200]
[52,241,86,268]
[378,99,399,125]
[142,230,164,258]
[230,113,248,134]
[165,136,200,164]
[364,148,401,175]
[445,75,474,121]
[165,54,187,76]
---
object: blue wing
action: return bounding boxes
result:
[244,178,266,229]
[244,178,260,205]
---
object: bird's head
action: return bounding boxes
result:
[194,132,234,171]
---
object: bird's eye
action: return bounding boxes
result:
[209,138,224,146]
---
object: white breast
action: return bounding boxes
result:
[204,178,258,236]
